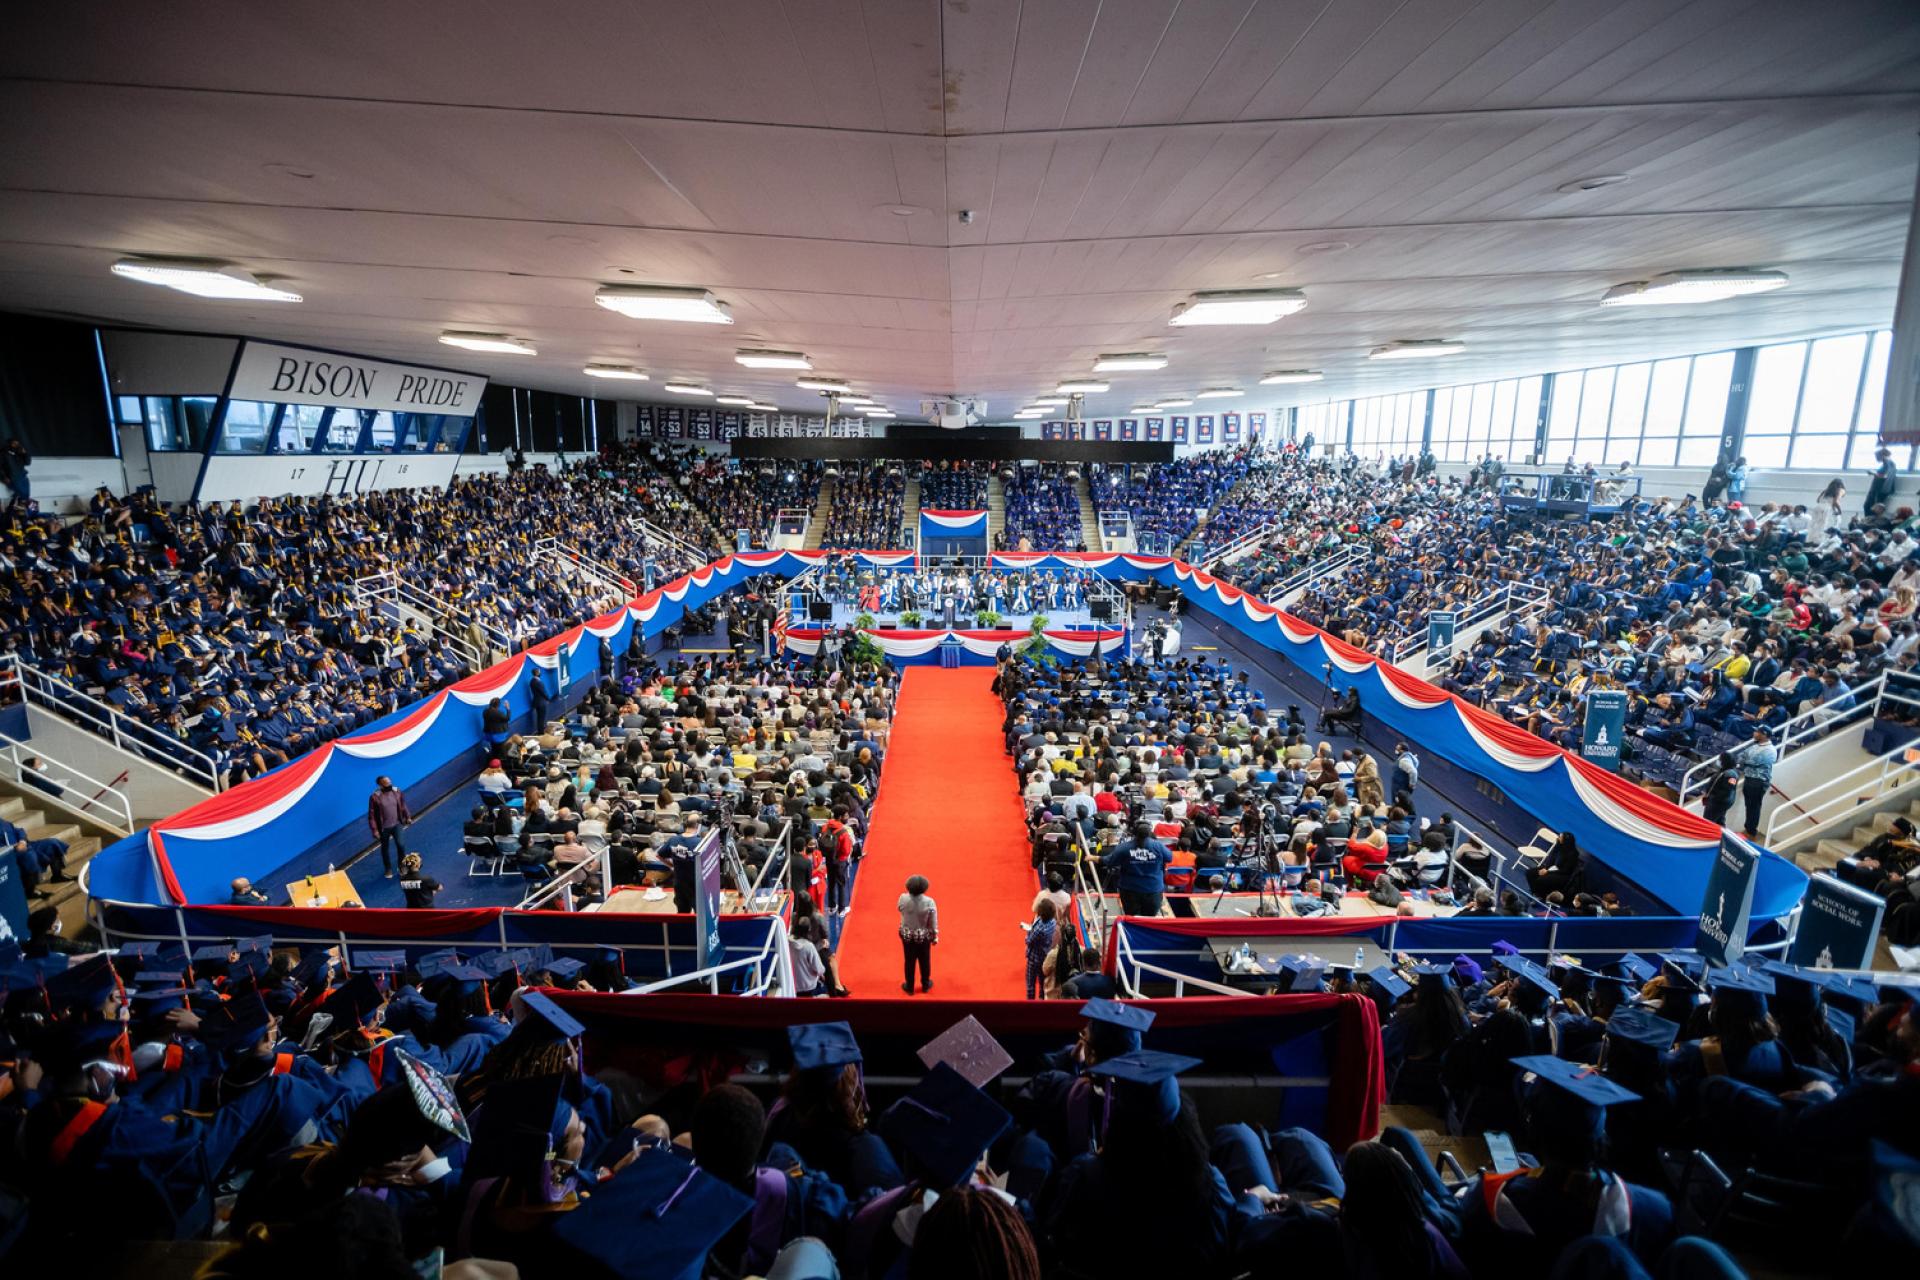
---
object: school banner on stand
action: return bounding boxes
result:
[1787,874,1885,969]
[1695,833,1760,965]
[696,830,724,968]
[1581,690,1630,774]
[0,850,28,943]
[1426,611,1456,664]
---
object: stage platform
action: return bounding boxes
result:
[818,599,1101,631]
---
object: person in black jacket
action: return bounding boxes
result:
[481,697,511,758]
[398,853,441,908]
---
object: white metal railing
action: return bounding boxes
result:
[1204,518,1283,567]
[353,571,496,671]
[0,735,135,835]
[0,654,222,792]
[1764,737,1920,852]
[1678,671,1920,805]
[1071,825,1111,941]
[533,536,637,603]
[1109,917,1252,998]
[516,847,612,912]
[1389,580,1551,667]
[630,515,714,577]
[625,913,795,997]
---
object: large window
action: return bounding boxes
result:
[1742,332,1896,473]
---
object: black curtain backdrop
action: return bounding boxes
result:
[0,313,115,456]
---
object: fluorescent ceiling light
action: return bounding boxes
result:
[1031,396,1070,407]
[439,331,536,355]
[663,382,713,396]
[1129,404,1159,413]
[1056,380,1110,394]
[836,395,875,406]
[1014,412,1045,420]
[860,408,896,418]
[1168,288,1307,327]
[1196,387,1244,399]
[594,285,732,324]
[797,377,852,392]
[749,402,780,412]
[1599,269,1789,307]
[1260,369,1324,384]
[1368,340,1466,360]
[583,364,648,380]
[1155,398,1194,408]
[110,257,302,302]
[734,348,811,369]
[715,394,756,405]
[1092,353,1167,372]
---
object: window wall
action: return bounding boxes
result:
[1742,331,1892,471]
[1431,376,1542,463]
[1297,401,1346,453]
[1348,391,1424,456]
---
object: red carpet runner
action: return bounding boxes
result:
[837,667,1034,999]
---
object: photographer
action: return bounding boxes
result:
[1321,682,1363,735]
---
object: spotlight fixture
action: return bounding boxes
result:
[797,378,853,393]
[1368,340,1466,360]
[663,382,714,395]
[1196,387,1244,399]
[582,364,649,380]
[1092,353,1168,372]
[439,331,536,355]
[1168,288,1307,326]
[593,285,732,323]
[1056,380,1110,394]
[1259,370,1324,385]
[110,257,302,302]
[734,349,811,369]
[1599,269,1789,307]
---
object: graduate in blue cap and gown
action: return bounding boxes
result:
[1663,964,1811,1094]
[1013,998,1154,1162]
[453,988,617,1161]
[764,1022,903,1198]
[453,1072,597,1266]
[1458,1055,1674,1274]
[542,1134,755,1280]
[1388,963,1466,1109]
[1760,959,1852,1082]
[680,1080,853,1275]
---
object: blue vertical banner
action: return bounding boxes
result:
[1695,833,1760,965]
[1119,418,1138,440]
[1223,412,1242,442]
[1581,689,1630,774]
[1171,416,1190,442]
[0,849,28,944]
[1145,417,1165,440]
[1249,411,1267,442]
[1196,415,1216,443]
[1426,611,1457,663]
[1042,421,1065,440]
[696,829,724,969]
[1787,874,1885,969]
[1093,419,1113,440]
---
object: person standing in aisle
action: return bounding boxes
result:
[1737,727,1777,841]
[898,874,938,995]
[1024,898,1059,999]
[367,774,412,878]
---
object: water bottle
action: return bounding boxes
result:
[1354,946,1365,971]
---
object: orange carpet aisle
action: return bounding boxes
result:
[836,666,1035,999]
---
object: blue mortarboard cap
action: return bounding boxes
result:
[129,985,193,1014]
[543,957,587,979]
[1513,1054,1641,1107]
[441,964,490,984]
[1603,1007,1681,1052]
[191,943,235,964]
[1824,1004,1857,1044]
[1079,998,1155,1034]
[516,989,585,1040]
[1816,972,1878,1005]
[353,950,409,974]
[235,935,273,955]
[134,968,186,987]
[1364,966,1411,1000]
[1705,964,1775,996]
[119,942,163,959]
[1613,953,1657,984]
[877,1062,1013,1189]
[1655,953,1704,993]
[327,973,387,1026]
[201,991,273,1053]
[416,949,463,978]
[474,950,527,979]
[787,1021,862,1073]
[289,950,338,988]
[547,1138,752,1280]
[1089,1050,1203,1126]
[225,951,271,982]
[46,955,119,1007]
[1452,955,1485,985]
[1277,954,1327,993]
[1757,960,1823,1006]
[1507,957,1560,998]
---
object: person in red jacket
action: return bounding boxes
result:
[821,806,856,916]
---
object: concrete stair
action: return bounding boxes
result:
[986,473,1007,548]
[802,477,835,550]
[1075,473,1102,551]
[900,475,922,546]
[1804,796,1920,872]
[2,790,106,932]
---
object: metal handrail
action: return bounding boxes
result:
[1677,672,1917,804]
[515,847,611,912]
[1204,517,1283,567]
[1763,736,1920,851]
[0,654,222,792]
[352,571,504,669]
[738,817,790,912]
[630,514,715,573]
[625,913,794,996]
[1108,919,1252,999]
[1071,824,1111,941]
[532,536,637,600]
[0,734,136,835]
[1389,580,1551,666]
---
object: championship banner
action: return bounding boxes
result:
[1042,421,1065,440]
[1145,417,1165,441]
[920,509,988,540]
[1196,415,1216,444]
[1119,418,1138,440]
[1787,874,1885,969]
[661,405,685,438]
[695,829,724,968]
[1695,833,1760,965]
[719,411,742,439]
[1249,412,1267,442]
[1426,610,1457,664]
[1581,689,1629,773]
[1171,416,1190,442]
[1223,413,1241,442]
[1093,419,1113,440]
[689,409,714,439]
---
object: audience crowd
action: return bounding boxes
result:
[817,464,906,550]
[998,463,1086,552]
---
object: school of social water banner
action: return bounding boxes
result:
[1426,610,1456,663]
[1695,832,1759,965]
[1787,874,1885,969]
[1581,690,1630,774]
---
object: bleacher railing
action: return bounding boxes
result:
[352,571,498,671]
[1763,736,1920,853]
[1388,580,1551,668]
[0,734,135,836]
[0,654,223,793]
[626,914,794,998]
[1677,671,1920,805]
[1200,517,1282,568]
[532,536,637,602]
[1267,542,1373,609]
[629,514,714,575]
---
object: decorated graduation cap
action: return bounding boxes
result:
[1364,965,1411,1000]
[515,989,585,1041]
[393,1046,471,1144]
[787,1021,862,1073]
[1451,955,1485,985]
[917,1015,1014,1090]
[1088,1050,1203,1127]
[1602,1007,1681,1054]
[878,1062,1013,1189]
[548,1139,752,1280]
[1080,998,1154,1059]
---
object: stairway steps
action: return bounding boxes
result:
[1075,474,1101,551]
[900,476,922,545]
[986,474,1007,548]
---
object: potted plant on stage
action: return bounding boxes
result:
[1018,614,1057,666]
[854,612,877,631]
[900,610,924,627]
[975,608,1002,628]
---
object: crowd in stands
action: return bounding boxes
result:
[1090,451,1254,551]
[817,464,906,549]
[998,463,1086,552]
[917,460,990,510]
[698,458,824,546]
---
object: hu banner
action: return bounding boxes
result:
[1694,833,1759,965]
[1426,611,1457,663]
[1042,421,1065,440]
[1171,416,1190,442]
[1145,417,1165,441]
[1223,413,1241,442]
[1581,690,1629,773]
[1093,419,1113,440]
[1249,412,1267,442]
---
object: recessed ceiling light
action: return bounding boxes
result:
[1599,269,1788,307]
[583,364,649,380]
[1295,241,1352,256]
[1056,380,1110,394]
[594,285,732,323]
[1168,288,1307,326]
[111,258,302,302]
[1196,387,1244,399]
[1031,396,1070,407]
[663,382,714,396]
[1259,370,1324,384]
[715,394,756,405]
[439,331,535,355]
[797,378,852,393]
[1155,398,1194,408]
[878,203,930,217]
[1368,339,1466,360]
[735,349,812,369]
[1092,353,1168,372]
[1556,174,1629,193]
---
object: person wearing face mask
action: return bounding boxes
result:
[367,774,413,878]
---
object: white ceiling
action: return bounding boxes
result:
[1,0,1917,421]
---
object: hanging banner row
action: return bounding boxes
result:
[1042,412,1265,443]
[631,404,880,440]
